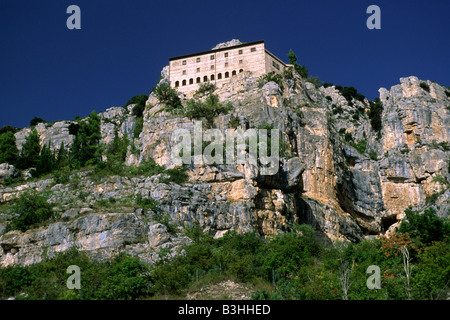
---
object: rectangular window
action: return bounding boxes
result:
[182,60,186,65]
[197,67,200,72]
[196,57,201,63]
[224,52,228,57]
[211,65,214,70]
[238,49,243,54]
[273,61,280,70]
[182,70,186,75]
[251,47,256,52]
[210,55,215,60]
[225,62,228,67]
[239,60,243,65]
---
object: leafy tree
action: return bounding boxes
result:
[288,49,308,78]
[68,123,80,135]
[0,131,19,165]
[71,111,101,167]
[124,94,149,118]
[419,82,430,93]
[340,86,358,103]
[34,143,56,177]
[257,72,284,92]
[194,82,216,98]
[399,207,450,246]
[30,117,46,127]
[16,128,41,170]
[413,241,450,299]
[262,224,319,277]
[55,142,69,169]
[153,82,182,111]
[184,94,233,128]
[368,98,383,133]
[0,125,18,135]
[95,254,151,300]
[7,191,55,232]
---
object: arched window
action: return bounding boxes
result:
[182,80,186,86]
[211,74,215,81]
[232,70,236,76]
[196,77,201,83]
[203,76,208,82]
[189,78,194,85]
[175,81,179,87]
[225,72,229,78]
[239,69,244,73]
[218,73,222,80]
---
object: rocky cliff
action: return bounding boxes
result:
[0,68,448,267]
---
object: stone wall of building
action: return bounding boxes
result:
[169,41,287,94]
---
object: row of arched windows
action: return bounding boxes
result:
[175,69,244,87]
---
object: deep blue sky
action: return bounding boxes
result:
[1,0,449,129]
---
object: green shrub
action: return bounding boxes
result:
[133,117,144,139]
[16,128,41,170]
[0,248,152,300]
[184,94,233,128]
[257,72,284,92]
[369,151,378,160]
[306,76,324,88]
[350,139,367,154]
[8,192,56,232]
[194,82,216,98]
[30,117,46,127]
[251,288,282,300]
[287,50,308,78]
[0,125,18,135]
[159,166,189,184]
[262,224,319,277]
[336,86,357,103]
[135,194,159,211]
[0,131,19,165]
[70,111,102,168]
[95,253,151,300]
[153,82,182,111]
[124,94,148,118]
[420,82,430,93]
[332,104,344,115]
[344,132,353,142]
[399,207,450,246]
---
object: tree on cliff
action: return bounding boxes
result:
[16,128,41,170]
[0,131,19,165]
[288,49,308,78]
[70,111,101,167]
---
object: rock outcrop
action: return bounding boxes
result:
[1,70,448,267]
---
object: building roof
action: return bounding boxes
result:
[169,40,265,61]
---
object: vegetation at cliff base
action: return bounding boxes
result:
[1,210,448,300]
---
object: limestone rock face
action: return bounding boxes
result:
[0,211,189,267]
[0,164,19,182]
[211,39,243,50]
[1,72,448,267]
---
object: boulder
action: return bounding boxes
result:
[0,163,19,181]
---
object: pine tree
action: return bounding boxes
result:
[56,142,69,169]
[288,49,309,78]
[71,111,101,167]
[0,131,19,165]
[16,128,41,170]
[35,143,55,177]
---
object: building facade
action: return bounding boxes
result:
[168,40,287,94]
